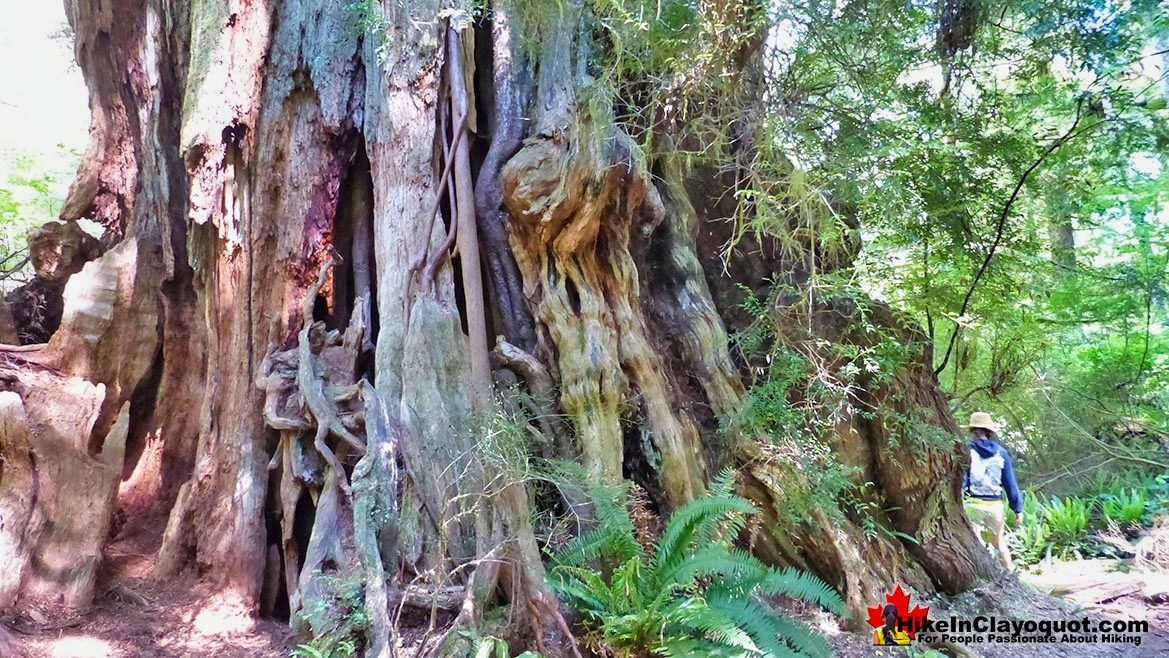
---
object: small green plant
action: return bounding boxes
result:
[290,645,323,658]
[548,470,845,658]
[1043,495,1091,558]
[471,635,543,658]
[292,572,367,658]
[1009,493,1051,567]
[1143,473,1169,517]
[1100,488,1149,527]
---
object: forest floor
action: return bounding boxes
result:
[2,519,292,658]
[4,522,1168,658]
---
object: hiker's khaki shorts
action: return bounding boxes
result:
[965,497,1005,545]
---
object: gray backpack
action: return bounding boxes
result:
[967,448,1005,498]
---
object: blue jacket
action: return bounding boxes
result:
[963,438,1023,514]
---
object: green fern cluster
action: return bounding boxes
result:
[1043,495,1091,553]
[1100,488,1148,527]
[548,470,845,658]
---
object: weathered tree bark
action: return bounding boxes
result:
[0,0,997,654]
[0,381,128,608]
[3,221,104,344]
[498,0,995,620]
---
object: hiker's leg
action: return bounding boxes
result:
[984,502,1013,571]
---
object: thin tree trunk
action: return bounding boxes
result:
[448,25,492,413]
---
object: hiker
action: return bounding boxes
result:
[962,411,1023,571]
[872,604,911,646]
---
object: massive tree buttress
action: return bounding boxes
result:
[0,0,993,654]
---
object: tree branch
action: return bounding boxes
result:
[935,108,1100,376]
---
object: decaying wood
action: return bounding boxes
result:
[364,0,481,584]
[0,392,34,609]
[0,344,44,353]
[0,383,127,608]
[386,585,464,611]
[278,433,307,614]
[289,381,401,656]
[261,543,282,618]
[0,621,17,658]
[27,221,103,284]
[252,255,405,651]
[0,221,104,345]
[298,261,367,494]
[350,382,401,658]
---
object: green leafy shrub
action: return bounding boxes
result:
[1138,473,1169,518]
[1010,492,1051,566]
[1043,495,1091,558]
[1010,492,1099,566]
[291,641,356,658]
[1100,488,1149,527]
[548,470,845,658]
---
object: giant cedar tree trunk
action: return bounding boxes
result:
[0,0,994,654]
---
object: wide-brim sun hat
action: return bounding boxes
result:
[965,411,1000,433]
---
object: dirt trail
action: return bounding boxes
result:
[4,520,290,658]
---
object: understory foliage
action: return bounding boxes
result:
[1010,472,1169,565]
[548,470,846,658]
[291,572,369,658]
[728,282,941,543]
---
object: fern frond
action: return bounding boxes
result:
[547,565,614,617]
[655,495,757,573]
[659,636,755,658]
[756,567,846,615]
[664,597,754,650]
[760,614,833,658]
[609,556,651,610]
[708,467,739,498]
[703,596,793,658]
[553,479,646,570]
[705,594,832,658]
[554,524,642,568]
[548,474,838,658]
[659,546,767,591]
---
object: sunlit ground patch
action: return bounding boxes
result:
[43,635,122,658]
[190,593,256,637]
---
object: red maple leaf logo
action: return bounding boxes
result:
[866,585,930,640]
